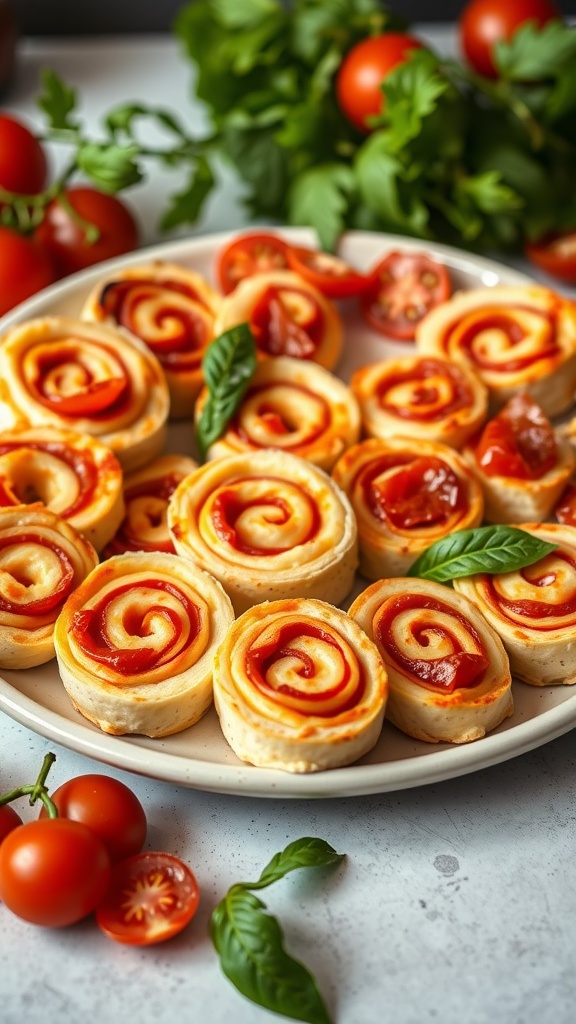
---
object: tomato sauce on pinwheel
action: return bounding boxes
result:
[351,355,488,450]
[416,285,576,418]
[213,270,343,370]
[332,437,483,579]
[349,577,512,744]
[167,449,358,615]
[213,598,387,772]
[103,454,197,559]
[0,504,98,670]
[0,317,169,473]
[454,522,576,688]
[54,551,234,737]
[463,394,575,524]
[81,262,222,419]
[194,356,361,471]
[0,426,124,552]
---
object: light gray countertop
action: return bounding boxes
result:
[1,31,576,1024]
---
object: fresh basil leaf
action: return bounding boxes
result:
[212,889,332,1024]
[196,323,257,459]
[37,69,79,131]
[254,837,344,890]
[408,525,558,583]
[210,837,344,1024]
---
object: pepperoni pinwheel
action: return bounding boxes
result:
[332,437,483,580]
[351,355,488,449]
[0,317,169,472]
[0,504,98,669]
[167,449,358,615]
[416,285,576,418]
[349,577,513,744]
[0,425,124,552]
[54,551,234,737]
[194,356,361,471]
[82,262,221,419]
[454,522,576,687]
[213,598,388,772]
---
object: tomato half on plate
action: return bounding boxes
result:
[360,250,452,340]
[286,245,369,298]
[216,231,290,293]
[96,851,200,945]
[525,230,576,284]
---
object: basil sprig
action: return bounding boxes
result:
[211,837,344,1024]
[196,322,257,459]
[408,525,558,584]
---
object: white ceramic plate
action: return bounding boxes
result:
[1,227,573,800]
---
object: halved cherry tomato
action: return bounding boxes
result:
[96,851,200,946]
[360,250,452,340]
[0,817,111,926]
[216,232,290,293]
[555,483,576,525]
[40,774,147,864]
[474,393,557,479]
[286,246,369,298]
[525,230,576,284]
[0,804,22,844]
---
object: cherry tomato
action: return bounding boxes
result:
[216,231,290,293]
[459,0,561,78]
[0,804,22,844]
[335,32,423,133]
[40,774,147,864]
[525,230,576,284]
[0,817,111,926]
[0,226,56,317]
[0,114,47,194]
[96,851,200,945]
[286,245,369,298]
[33,186,139,278]
[360,250,452,340]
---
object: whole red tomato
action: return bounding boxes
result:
[0,226,55,317]
[459,0,561,78]
[34,186,140,278]
[0,113,47,194]
[40,774,147,863]
[0,817,111,927]
[335,32,423,133]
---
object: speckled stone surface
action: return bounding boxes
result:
[1,31,576,1024]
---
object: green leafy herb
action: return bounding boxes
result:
[196,323,257,460]
[211,837,344,1024]
[407,525,558,584]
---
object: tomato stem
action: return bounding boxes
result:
[0,751,59,818]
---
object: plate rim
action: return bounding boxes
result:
[1,226,570,801]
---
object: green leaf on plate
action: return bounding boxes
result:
[196,322,257,459]
[407,525,558,583]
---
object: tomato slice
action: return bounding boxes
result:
[360,251,452,340]
[216,232,290,294]
[39,377,127,417]
[475,393,557,480]
[96,851,200,946]
[525,230,576,284]
[286,245,369,298]
[371,456,462,529]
